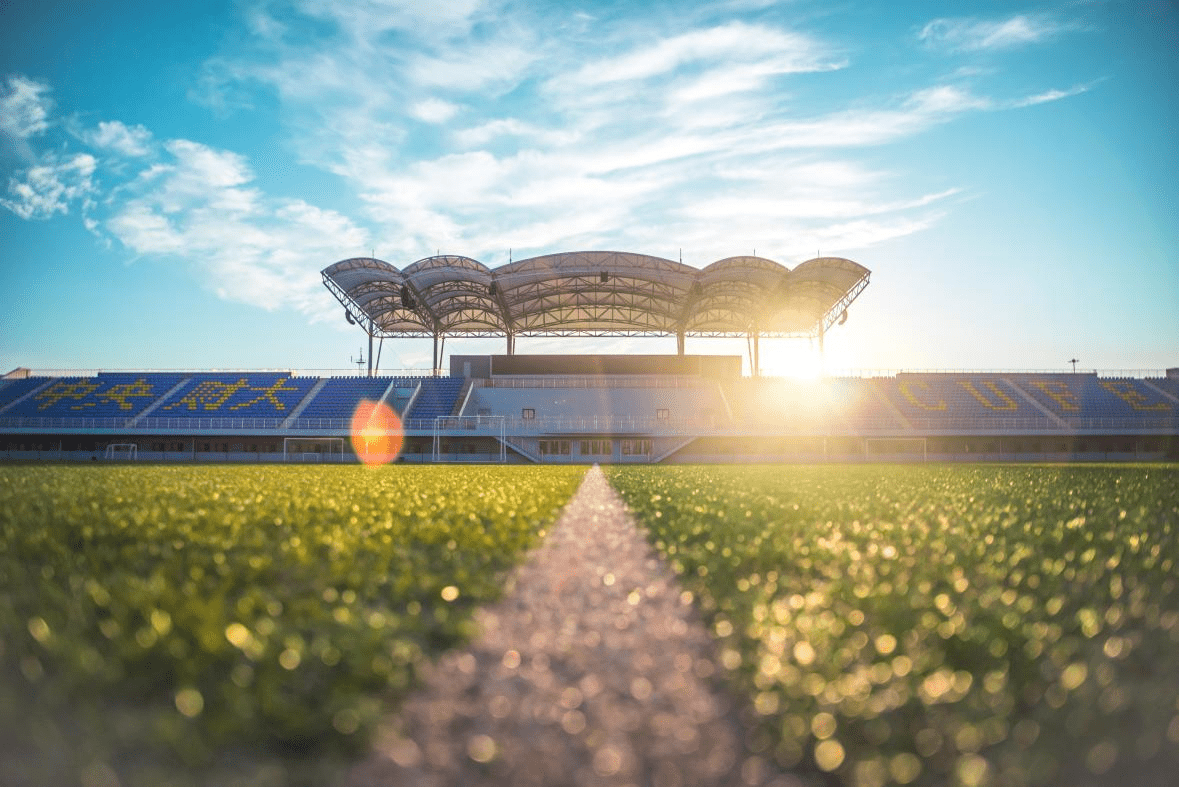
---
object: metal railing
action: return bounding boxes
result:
[1,413,1173,434]
[478,375,710,389]
[9,368,438,378]
[7,367,1174,383]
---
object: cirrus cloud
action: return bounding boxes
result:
[919,13,1081,52]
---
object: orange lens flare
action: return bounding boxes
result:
[350,400,404,466]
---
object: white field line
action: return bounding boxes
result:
[346,466,790,787]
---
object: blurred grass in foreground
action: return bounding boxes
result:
[0,464,583,786]
[609,464,1179,787]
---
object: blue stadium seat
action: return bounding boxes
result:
[3,374,188,419]
[406,377,465,421]
[297,376,401,421]
[0,377,51,413]
[157,374,317,418]
[882,375,1036,423]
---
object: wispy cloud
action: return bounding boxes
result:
[186,3,994,269]
[2,77,97,220]
[1011,82,1094,108]
[919,13,1080,52]
[2,0,1098,325]
[1,153,96,219]
[107,139,369,311]
[452,118,578,148]
[544,20,843,122]
[710,84,990,155]
[83,120,154,157]
[0,75,52,140]
[1,75,54,162]
[410,98,462,124]
[558,22,830,88]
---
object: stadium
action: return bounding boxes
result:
[1,250,1176,463]
[4,251,1179,787]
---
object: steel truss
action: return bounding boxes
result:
[322,251,870,373]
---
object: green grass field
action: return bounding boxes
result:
[609,464,1179,787]
[2,463,1178,787]
[0,464,584,786]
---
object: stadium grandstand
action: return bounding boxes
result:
[2,250,1176,463]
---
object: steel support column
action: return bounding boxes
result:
[818,320,825,377]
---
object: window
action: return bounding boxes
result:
[522,408,535,420]
[656,408,670,421]
[622,439,652,456]
[539,439,571,456]
[579,439,613,456]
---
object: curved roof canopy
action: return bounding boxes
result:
[322,251,869,340]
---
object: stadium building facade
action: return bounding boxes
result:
[1,359,1176,463]
[2,251,1176,462]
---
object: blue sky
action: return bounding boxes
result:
[2,0,1176,376]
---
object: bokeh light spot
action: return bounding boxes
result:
[350,399,403,465]
[814,739,845,771]
[174,687,203,717]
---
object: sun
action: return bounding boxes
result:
[756,341,824,380]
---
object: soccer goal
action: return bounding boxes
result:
[104,443,138,461]
[283,437,345,462]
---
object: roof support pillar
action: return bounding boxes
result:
[747,331,760,377]
[676,329,685,355]
[367,329,373,378]
[432,332,440,376]
[818,320,826,377]
[507,331,515,355]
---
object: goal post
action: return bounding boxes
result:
[283,437,345,462]
[104,443,138,460]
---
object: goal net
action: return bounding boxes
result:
[283,437,345,462]
[104,443,138,460]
